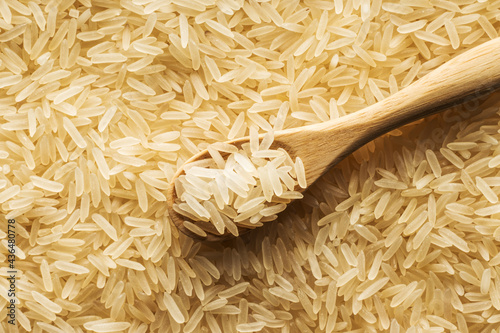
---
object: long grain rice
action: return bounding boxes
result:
[175,136,306,236]
[2,1,500,332]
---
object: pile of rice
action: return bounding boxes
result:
[174,131,306,238]
[1,0,500,332]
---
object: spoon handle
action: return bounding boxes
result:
[284,37,500,186]
[333,37,500,145]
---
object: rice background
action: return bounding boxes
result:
[1,0,500,332]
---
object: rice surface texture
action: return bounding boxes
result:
[1,0,500,332]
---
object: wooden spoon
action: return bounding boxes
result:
[167,37,500,241]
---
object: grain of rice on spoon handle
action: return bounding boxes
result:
[167,37,500,242]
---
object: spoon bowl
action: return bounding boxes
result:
[167,37,500,241]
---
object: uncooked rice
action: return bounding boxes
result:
[174,133,306,236]
[2,0,500,332]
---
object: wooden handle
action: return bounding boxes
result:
[280,37,500,187]
[341,37,500,142]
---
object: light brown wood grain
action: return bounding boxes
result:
[167,37,500,242]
